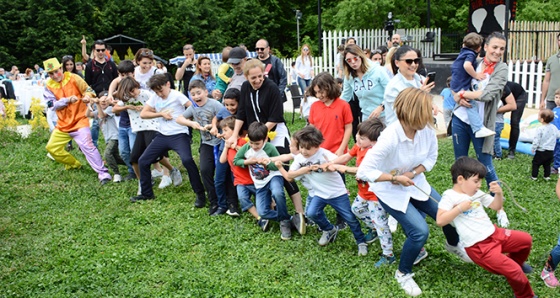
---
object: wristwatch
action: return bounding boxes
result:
[411,169,418,178]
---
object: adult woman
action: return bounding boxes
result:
[226,59,305,235]
[451,32,510,227]
[376,45,389,66]
[341,44,390,123]
[155,61,167,74]
[190,56,216,96]
[370,49,383,64]
[384,45,434,125]
[356,88,468,297]
[295,44,314,93]
[62,55,82,78]
[452,32,507,186]
[384,47,398,78]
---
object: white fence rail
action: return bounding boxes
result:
[507,60,544,108]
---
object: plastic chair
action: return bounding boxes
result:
[288,84,303,124]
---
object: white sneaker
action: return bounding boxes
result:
[388,215,398,233]
[113,174,122,183]
[170,167,182,186]
[158,175,172,189]
[137,181,142,195]
[395,270,422,297]
[497,211,510,228]
[475,127,496,138]
[151,169,164,178]
[358,243,368,256]
[445,242,473,263]
[46,153,55,160]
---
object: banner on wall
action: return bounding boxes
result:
[469,0,517,37]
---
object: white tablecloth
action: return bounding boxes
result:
[13,80,44,116]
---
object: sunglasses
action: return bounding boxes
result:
[255,47,266,51]
[400,58,422,65]
[303,48,309,52]
[95,48,106,52]
[139,50,154,57]
[345,56,360,63]
[63,55,73,60]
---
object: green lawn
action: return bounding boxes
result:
[1,114,559,297]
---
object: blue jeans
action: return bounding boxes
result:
[255,176,289,221]
[118,126,136,176]
[494,122,504,158]
[378,187,459,274]
[297,77,311,94]
[466,102,483,133]
[215,155,230,209]
[452,115,499,185]
[553,140,560,170]
[307,193,366,244]
[237,184,256,212]
[548,235,560,271]
[91,118,100,148]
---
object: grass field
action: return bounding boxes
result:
[1,113,559,297]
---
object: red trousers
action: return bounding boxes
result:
[465,226,534,298]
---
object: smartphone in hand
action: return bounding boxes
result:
[426,72,436,85]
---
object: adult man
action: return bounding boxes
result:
[388,33,401,47]
[34,64,44,77]
[174,44,197,96]
[7,66,20,80]
[0,68,16,99]
[540,33,560,110]
[42,58,111,184]
[255,39,288,101]
[85,40,118,147]
[211,46,248,99]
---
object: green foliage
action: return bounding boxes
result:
[1,115,559,297]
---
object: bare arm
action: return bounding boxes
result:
[496,93,517,114]
[335,123,352,156]
[176,115,204,130]
[219,146,229,164]
[540,71,551,110]
[81,35,89,63]
[140,104,170,120]
[436,201,472,226]
[464,61,486,81]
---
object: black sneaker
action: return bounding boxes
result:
[123,173,137,181]
[257,218,270,232]
[208,204,219,216]
[226,205,240,217]
[130,194,155,203]
[194,193,206,208]
[100,178,111,185]
[507,151,515,159]
[211,207,227,216]
[335,221,348,230]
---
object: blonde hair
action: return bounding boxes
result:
[243,59,265,76]
[385,47,398,75]
[394,87,435,130]
[300,44,313,67]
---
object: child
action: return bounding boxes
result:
[308,72,353,157]
[437,156,534,298]
[86,91,126,182]
[288,125,367,255]
[177,80,224,215]
[219,116,261,224]
[450,32,495,138]
[233,122,292,240]
[214,47,234,100]
[441,76,454,131]
[299,88,318,122]
[531,109,560,180]
[331,119,398,265]
[214,88,242,216]
[551,88,560,173]
[130,74,206,205]
[541,178,560,288]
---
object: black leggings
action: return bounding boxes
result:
[532,150,553,178]
[508,96,528,152]
[276,139,299,196]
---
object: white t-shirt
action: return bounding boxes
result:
[134,66,157,90]
[117,89,158,133]
[241,143,282,189]
[145,89,190,136]
[439,189,495,247]
[290,148,347,199]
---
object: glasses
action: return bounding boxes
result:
[95,48,106,52]
[139,49,154,57]
[345,56,360,63]
[255,47,266,52]
[303,48,309,52]
[400,58,422,65]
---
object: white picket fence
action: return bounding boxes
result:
[319,28,441,75]
[507,60,545,108]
